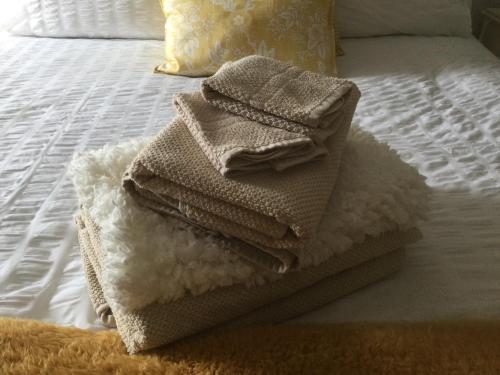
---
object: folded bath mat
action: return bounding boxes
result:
[77,211,419,354]
[71,127,429,353]
[178,55,360,175]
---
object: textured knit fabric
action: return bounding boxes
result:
[124,116,342,272]
[124,56,360,272]
[175,56,359,175]
[174,92,325,176]
[76,211,420,353]
[201,56,358,134]
[123,98,359,271]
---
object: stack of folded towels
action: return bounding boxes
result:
[72,56,429,354]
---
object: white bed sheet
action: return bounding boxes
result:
[0,34,499,329]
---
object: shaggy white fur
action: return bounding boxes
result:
[70,127,429,313]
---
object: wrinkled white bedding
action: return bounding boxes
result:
[0,34,499,329]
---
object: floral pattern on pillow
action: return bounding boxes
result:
[157,0,337,76]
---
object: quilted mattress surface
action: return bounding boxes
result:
[0,34,499,328]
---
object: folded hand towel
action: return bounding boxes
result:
[71,131,429,313]
[197,55,360,175]
[174,92,326,176]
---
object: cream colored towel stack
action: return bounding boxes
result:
[73,56,430,354]
[123,55,361,273]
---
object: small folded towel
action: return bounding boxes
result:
[195,55,360,175]
[174,92,326,176]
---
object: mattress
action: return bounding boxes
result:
[0,34,499,329]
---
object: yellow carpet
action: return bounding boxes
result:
[2,318,500,374]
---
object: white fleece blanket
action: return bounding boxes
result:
[70,126,428,314]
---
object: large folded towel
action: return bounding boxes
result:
[193,55,360,175]
[77,210,420,353]
[124,116,348,272]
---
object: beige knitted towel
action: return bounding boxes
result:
[174,92,326,176]
[124,113,348,273]
[76,211,421,353]
[195,55,360,175]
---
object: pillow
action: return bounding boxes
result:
[156,0,337,77]
[336,0,472,38]
[1,0,164,39]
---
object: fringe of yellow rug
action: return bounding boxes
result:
[2,317,500,375]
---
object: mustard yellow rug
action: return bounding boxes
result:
[2,318,500,374]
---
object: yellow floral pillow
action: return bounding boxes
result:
[156,0,337,77]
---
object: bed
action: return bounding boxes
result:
[0,28,499,330]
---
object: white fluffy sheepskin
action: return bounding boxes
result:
[70,127,429,314]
